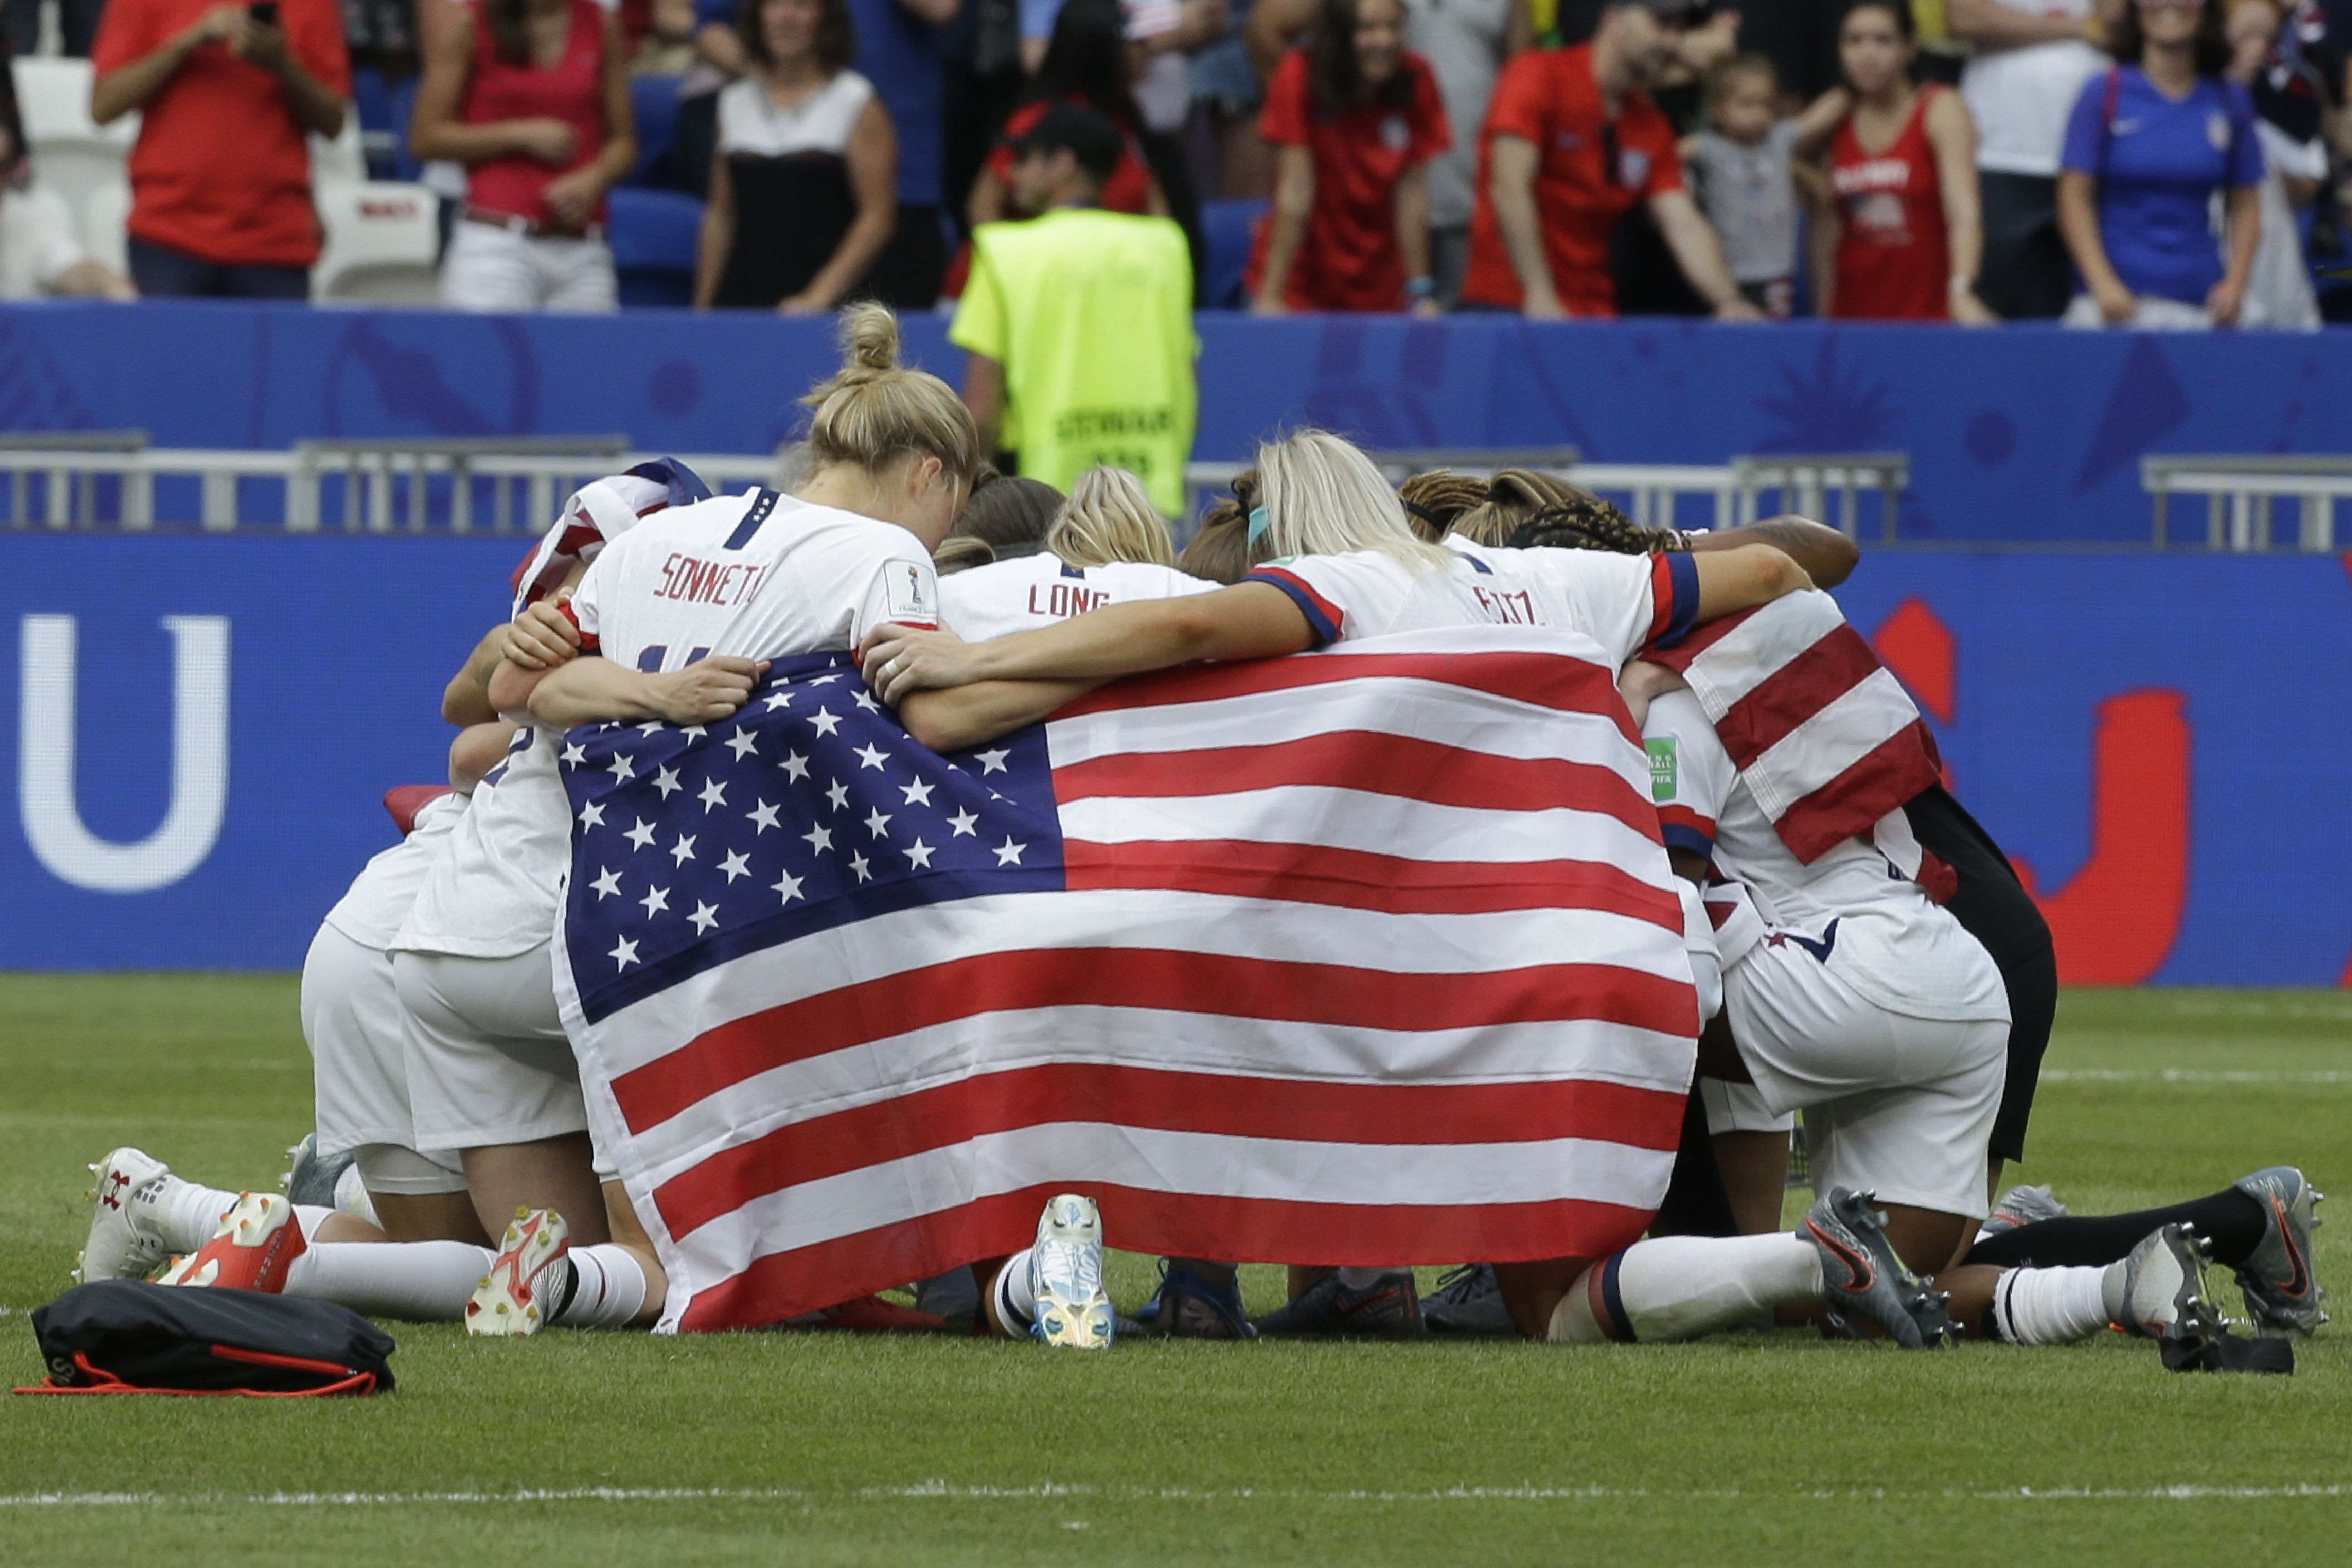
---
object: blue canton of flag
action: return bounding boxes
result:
[558,652,1063,1023]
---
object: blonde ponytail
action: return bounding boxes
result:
[1256,429,1453,568]
[800,304,982,484]
[1044,466,1176,568]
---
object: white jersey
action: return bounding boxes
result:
[320,789,468,951]
[1248,542,1696,663]
[1643,690,2006,1023]
[940,552,1219,642]
[569,488,941,671]
[394,727,573,960]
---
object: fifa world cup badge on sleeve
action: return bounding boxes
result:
[886,560,937,624]
[1647,737,1678,802]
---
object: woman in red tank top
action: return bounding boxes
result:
[1804,0,1995,323]
[412,0,638,310]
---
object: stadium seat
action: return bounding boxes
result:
[388,73,424,181]
[312,183,441,304]
[351,66,403,180]
[1200,197,1266,309]
[80,175,129,276]
[15,57,136,241]
[607,186,704,308]
[628,74,681,188]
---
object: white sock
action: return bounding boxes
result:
[1989,1264,2117,1345]
[133,1175,242,1253]
[550,1245,648,1328]
[282,1240,494,1321]
[332,1163,381,1228]
[993,1246,1039,1331]
[1549,1234,1825,1343]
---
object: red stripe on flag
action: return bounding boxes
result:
[1054,649,1635,735]
[1053,730,1659,837]
[1772,719,1945,863]
[1062,838,1681,925]
[1640,604,1755,672]
[612,948,1698,1132]
[653,1061,1688,1240]
[677,1184,1659,1330]
[1709,622,1879,769]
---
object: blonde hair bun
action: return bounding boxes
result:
[839,301,902,379]
[797,304,980,484]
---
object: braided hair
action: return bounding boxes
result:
[1396,470,1490,543]
[1508,495,1688,556]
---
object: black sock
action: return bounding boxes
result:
[1964,1189,2266,1269]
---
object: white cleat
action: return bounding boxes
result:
[2116,1225,2221,1342]
[1029,1193,1114,1350]
[156,1191,307,1293]
[76,1147,174,1284]
[466,1208,572,1337]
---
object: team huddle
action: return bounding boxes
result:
[71,304,2325,1356]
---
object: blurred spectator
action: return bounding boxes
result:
[1185,0,1264,197]
[1403,0,1527,303]
[1032,0,1226,135]
[848,0,954,304]
[1950,0,2108,318]
[1682,53,1798,316]
[343,0,422,75]
[0,123,136,297]
[92,0,350,299]
[2228,0,2321,323]
[9,0,105,58]
[633,0,703,70]
[970,0,1166,224]
[1808,0,1995,320]
[940,0,1025,241]
[1456,0,1762,318]
[1246,0,1450,312]
[696,0,895,309]
[412,0,634,311]
[2058,0,2263,327]
[952,103,1195,513]
[1736,0,1842,98]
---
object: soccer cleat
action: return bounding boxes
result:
[76,1146,175,1284]
[1145,1264,1256,1340]
[1979,1183,2069,1238]
[1800,1187,1956,1349]
[156,1191,307,1292]
[2230,1166,2327,1338]
[2114,1224,2221,1341]
[466,1207,572,1337]
[1422,1263,1516,1337]
[1028,1193,1115,1349]
[1252,1269,1427,1338]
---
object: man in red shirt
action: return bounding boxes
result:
[1459,0,1759,319]
[92,0,349,299]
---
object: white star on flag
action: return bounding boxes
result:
[864,808,892,839]
[634,721,662,735]
[762,689,795,710]
[578,800,605,829]
[625,818,659,851]
[993,838,1027,866]
[803,825,834,855]
[720,850,752,883]
[725,731,760,760]
[653,766,683,798]
[900,779,936,807]
[590,867,623,899]
[780,751,811,781]
[746,800,781,833]
[975,749,1011,774]
[947,808,979,837]
[848,852,872,883]
[608,936,639,970]
[670,833,698,866]
[561,741,587,767]
[640,885,671,917]
[688,902,720,936]
[681,725,707,740]
[825,780,851,812]
[852,689,881,713]
[772,871,804,904]
[808,709,843,737]
[905,840,935,869]
[699,778,728,811]
[608,753,637,782]
[854,743,890,772]
[810,673,842,686]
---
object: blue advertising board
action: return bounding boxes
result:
[1,535,2347,982]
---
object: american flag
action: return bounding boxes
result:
[552,630,1700,1332]
[1643,590,1944,868]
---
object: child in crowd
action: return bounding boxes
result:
[1681,54,1801,318]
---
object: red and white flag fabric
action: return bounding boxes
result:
[552,628,1700,1332]
[1642,590,1943,867]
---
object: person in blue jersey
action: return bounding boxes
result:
[2057,0,2265,327]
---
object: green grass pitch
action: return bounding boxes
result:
[1,976,2348,1565]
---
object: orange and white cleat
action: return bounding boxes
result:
[156,1191,307,1293]
[466,1208,572,1337]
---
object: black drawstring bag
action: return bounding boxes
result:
[17,1280,395,1397]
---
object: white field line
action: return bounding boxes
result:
[2039,1069,2352,1083]
[3,1483,2351,1508]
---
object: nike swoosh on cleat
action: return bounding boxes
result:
[1807,1220,1874,1293]
[2269,1196,2313,1299]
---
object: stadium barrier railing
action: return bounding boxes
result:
[2141,455,2352,551]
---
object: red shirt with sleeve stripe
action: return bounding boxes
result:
[1243,49,1451,312]
[1458,44,1684,315]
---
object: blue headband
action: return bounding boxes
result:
[1247,505,1269,545]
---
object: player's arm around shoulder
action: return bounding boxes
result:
[1689,543,1813,623]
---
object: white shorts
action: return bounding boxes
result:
[301,925,466,1193]
[394,942,588,1153]
[1698,1076,1794,1137]
[1723,936,2006,1219]
[439,220,618,314]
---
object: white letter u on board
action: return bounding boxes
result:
[19,614,230,893]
